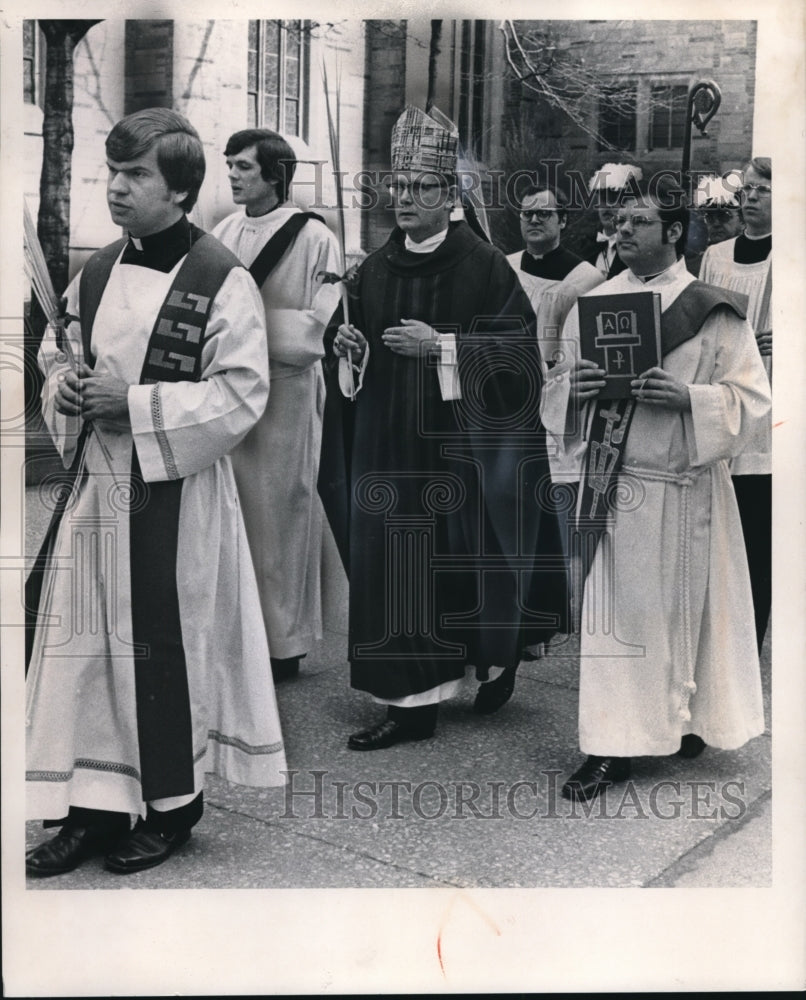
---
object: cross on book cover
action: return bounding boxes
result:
[577,290,662,399]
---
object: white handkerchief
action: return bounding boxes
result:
[437,333,461,400]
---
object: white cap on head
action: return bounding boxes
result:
[693,171,742,208]
[587,162,644,193]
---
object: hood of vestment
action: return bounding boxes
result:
[379,220,491,278]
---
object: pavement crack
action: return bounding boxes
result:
[642,786,772,888]
[206,800,461,887]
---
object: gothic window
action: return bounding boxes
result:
[247,20,308,138]
[598,84,637,152]
[649,84,689,149]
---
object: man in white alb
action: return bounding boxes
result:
[213,129,341,681]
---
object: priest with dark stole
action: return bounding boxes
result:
[25,109,286,876]
[318,105,568,751]
[541,175,771,802]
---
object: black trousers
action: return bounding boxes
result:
[387,703,439,733]
[732,473,772,653]
[46,793,204,836]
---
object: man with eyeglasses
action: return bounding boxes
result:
[507,183,603,639]
[508,184,604,370]
[694,171,744,247]
[318,106,568,750]
[700,157,772,653]
[586,162,644,279]
[542,175,770,802]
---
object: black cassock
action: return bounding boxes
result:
[319,221,568,700]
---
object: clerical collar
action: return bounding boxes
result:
[632,259,679,283]
[405,228,449,254]
[120,215,196,272]
[734,232,771,264]
[520,245,584,280]
[525,241,559,261]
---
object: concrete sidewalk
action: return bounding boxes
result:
[24,488,771,890]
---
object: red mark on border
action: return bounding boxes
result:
[436,891,502,978]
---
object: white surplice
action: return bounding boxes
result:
[26,250,287,820]
[507,252,604,485]
[213,205,340,659]
[699,237,772,475]
[542,258,771,755]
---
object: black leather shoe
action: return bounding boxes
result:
[104,823,191,873]
[520,643,546,662]
[26,821,129,877]
[347,719,434,751]
[473,666,517,715]
[676,734,707,758]
[561,755,632,802]
[271,656,301,682]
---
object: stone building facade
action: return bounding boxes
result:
[360,18,758,253]
[24,19,367,280]
[22,17,759,483]
[25,17,757,265]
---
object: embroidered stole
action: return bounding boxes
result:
[575,281,748,589]
[128,235,238,799]
[27,233,242,801]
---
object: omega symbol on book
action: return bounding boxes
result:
[595,310,640,377]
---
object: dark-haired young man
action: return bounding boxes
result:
[213,130,340,682]
[26,109,286,877]
[542,177,771,802]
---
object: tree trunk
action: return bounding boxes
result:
[426,20,443,110]
[26,20,100,482]
[36,20,101,297]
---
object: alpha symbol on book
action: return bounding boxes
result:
[595,310,640,377]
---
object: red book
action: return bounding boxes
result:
[577,290,662,399]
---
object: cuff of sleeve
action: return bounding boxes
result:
[339,344,369,398]
[311,284,343,328]
[686,383,725,467]
[437,333,462,401]
[265,309,327,366]
[540,366,572,439]
[128,384,175,481]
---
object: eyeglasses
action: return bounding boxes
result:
[740,183,772,197]
[387,181,445,197]
[520,209,557,221]
[702,209,740,223]
[614,214,661,229]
